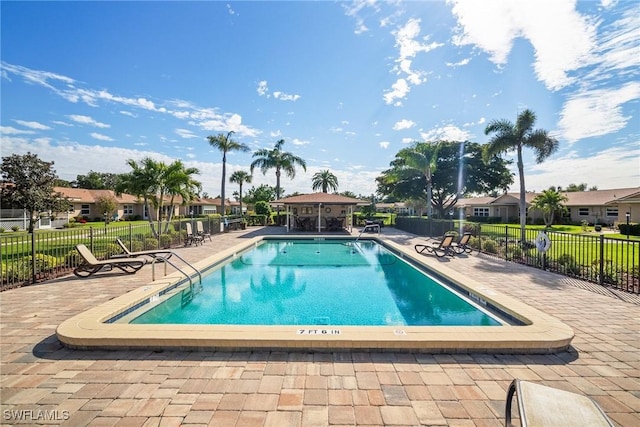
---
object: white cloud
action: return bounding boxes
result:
[292,138,310,146]
[379,141,390,149]
[1,126,35,135]
[273,91,301,101]
[68,114,110,128]
[384,18,443,104]
[393,119,415,131]
[257,80,269,96]
[120,110,137,118]
[420,124,471,141]
[90,132,113,141]
[383,78,410,105]
[449,0,597,91]
[557,81,640,143]
[175,128,199,139]
[13,120,51,130]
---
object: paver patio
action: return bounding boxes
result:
[1,226,639,426]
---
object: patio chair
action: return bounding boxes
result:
[414,234,456,257]
[196,220,212,242]
[505,379,614,427]
[452,232,473,254]
[113,238,174,260]
[73,244,146,278]
[184,223,204,246]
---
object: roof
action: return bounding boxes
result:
[272,193,366,205]
[54,187,140,203]
[457,187,640,207]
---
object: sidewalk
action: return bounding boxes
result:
[1,226,638,426]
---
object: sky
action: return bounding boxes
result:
[1,0,639,200]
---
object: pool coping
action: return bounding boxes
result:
[56,235,574,353]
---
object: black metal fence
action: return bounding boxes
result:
[0,217,222,290]
[395,219,639,295]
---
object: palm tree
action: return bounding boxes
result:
[395,142,440,218]
[207,131,250,219]
[250,139,307,201]
[229,170,252,219]
[116,158,163,237]
[531,189,568,228]
[162,160,201,233]
[311,170,339,193]
[484,109,559,244]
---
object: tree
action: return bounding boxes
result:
[94,193,118,223]
[250,139,307,201]
[1,153,68,233]
[116,158,201,237]
[311,170,339,193]
[207,131,250,218]
[229,170,252,218]
[531,189,568,228]
[395,142,440,218]
[377,141,513,218]
[484,109,559,244]
[243,184,278,205]
[74,171,120,190]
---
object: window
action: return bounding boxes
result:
[606,208,618,217]
[81,204,90,215]
[123,205,133,215]
[473,207,489,217]
[301,207,313,215]
[578,208,589,216]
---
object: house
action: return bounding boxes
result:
[183,197,242,216]
[457,187,640,225]
[375,202,415,216]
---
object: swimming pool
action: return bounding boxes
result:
[56,235,574,352]
[129,239,502,327]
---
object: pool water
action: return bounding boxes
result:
[131,239,502,326]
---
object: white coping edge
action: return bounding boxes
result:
[56,235,574,353]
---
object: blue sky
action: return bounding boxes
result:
[2,0,639,198]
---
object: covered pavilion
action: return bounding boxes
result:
[271,192,367,232]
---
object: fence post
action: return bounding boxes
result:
[505,226,509,261]
[90,227,94,253]
[31,231,37,284]
[129,223,133,248]
[598,234,604,286]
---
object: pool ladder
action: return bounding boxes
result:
[150,253,202,288]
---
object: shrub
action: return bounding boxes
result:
[618,223,640,236]
[64,249,82,267]
[481,238,499,254]
[131,240,145,252]
[0,227,5,233]
[102,243,122,257]
[507,245,524,261]
[159,234,173,248]
[143,237,159,250]
[555,253,581,276]
[11,225,20,232]
[254,201,271,216]
[22,254,59,272]
[1,260,31,282]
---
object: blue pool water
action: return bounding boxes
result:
[130,239,502,326]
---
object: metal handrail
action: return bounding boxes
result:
[150,251,202,286]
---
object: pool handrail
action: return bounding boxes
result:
[150,252,202,286]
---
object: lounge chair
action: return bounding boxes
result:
[73,244,146,278]
[113,238,174,260]
[414,234,455,257]
[452,232,473,254]
[184,222,204,246]
[505,379,614,427]
[196,221,212,242]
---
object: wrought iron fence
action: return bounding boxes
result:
[0,217,222,290]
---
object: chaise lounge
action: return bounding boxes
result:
[113,238,174,260]
[73,244,147,278]
[414,234,456,257]
[452,232,473,254]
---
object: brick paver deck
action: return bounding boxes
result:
[1,226,639,426]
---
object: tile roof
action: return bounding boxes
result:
[273,192,366,205]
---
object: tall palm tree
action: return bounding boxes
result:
[116,157,163,237]
[531,189,568,228]
[311,170,339,193]
[229,170,252,218]
[484,109,559,244]
[250,139,307,201]
[395,142,440,218]
[207,131,249,219]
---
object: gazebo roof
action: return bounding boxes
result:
[272,193,366,206]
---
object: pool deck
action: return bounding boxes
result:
[1,226,639,426]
